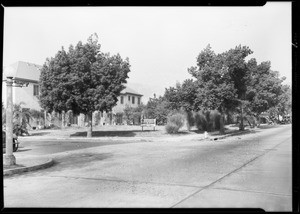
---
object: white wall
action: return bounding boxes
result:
[2,82,41,110]
[112,94,142,113]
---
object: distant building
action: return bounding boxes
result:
[2,61,143,127]
[112,87,143,125]
[2,61,42,111]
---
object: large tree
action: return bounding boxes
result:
[188,45,239,134]
[39,34,130,137]
[245,59,288,124]
[276,84,292,117]
[222,45,253,130]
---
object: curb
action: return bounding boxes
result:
[210,129,253,141]
[4,158,55,176]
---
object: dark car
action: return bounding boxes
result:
[2,130,20,152]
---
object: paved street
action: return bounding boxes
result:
[3,125,292,210]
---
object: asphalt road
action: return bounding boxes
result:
[15,137,144,155]
[3,124,292,210]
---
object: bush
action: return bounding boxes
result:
[210,110,221,131]
[186,111,195,130]
[193,110,222,131]
[165,113,185,134]
[165,123,180,134]
[13,123,29,136]
[169,113,185,128]
[194,111,207,131]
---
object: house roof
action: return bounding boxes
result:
[121,86,143,96]
[4,61,42,82]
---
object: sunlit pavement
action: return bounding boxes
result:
[3,125,292,210]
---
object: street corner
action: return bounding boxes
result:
[3,155,54,177]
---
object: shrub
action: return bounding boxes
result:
[209,110,221,131]
[13,123,29,136]
[192,110,223,131]
[169,113,185,128]
[165,113,185,134]
[165,123,180,134]
[186,111,195,130]
[194,111,208,131]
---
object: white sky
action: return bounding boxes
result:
[3,3,292,102]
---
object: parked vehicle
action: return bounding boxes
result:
[282,115,291,124]
[2,130,20,152]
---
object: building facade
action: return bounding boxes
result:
[112,87,143,125]
[2,61,42,111]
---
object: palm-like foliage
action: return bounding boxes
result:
[13,102,32,128]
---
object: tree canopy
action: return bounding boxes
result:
[164,79,198,112]
[187,45,240,133]
[39,33,131,136]
[245,58,288,119]
[161,44,290,133]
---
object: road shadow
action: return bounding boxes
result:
[210,129,257,137]
[225,129,257,137]
[70,129,161,137]
[28,132,51,136]
[165,131,194,136]
[11,152,114,177]
[70,130,138,137]
[189,130,205,134]
[51,152,114,171]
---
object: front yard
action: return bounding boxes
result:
[24,124,248,139]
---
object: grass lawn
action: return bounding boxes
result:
[25,124,244,139]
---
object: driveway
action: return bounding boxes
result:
[3,124,292,210]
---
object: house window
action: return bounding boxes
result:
[128,96,130,101]
[121,96,124,104]
[33,85,39,96]
[138,97,141,105]
[132,96,135,104]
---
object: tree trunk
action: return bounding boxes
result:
[239,105,245,131]
[87,112,93,138]
[256,114,261,127]
[246,117,252,128]
[185,111,191,131]
[61,111,65,128]
[44,110,47,127]
[219,112,225,135]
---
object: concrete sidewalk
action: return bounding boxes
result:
[3,155,54,176]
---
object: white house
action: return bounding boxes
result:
[112,87,143,125]
[2,61,42,111]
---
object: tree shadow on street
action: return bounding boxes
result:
[10,152,114,177]
[28,132,51,136]
[189,130,205,134]
[70,130,141,137]
[70,129,162,137]
[49,152,114,172]
[210,129,256,137]
[164,131,193,136]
